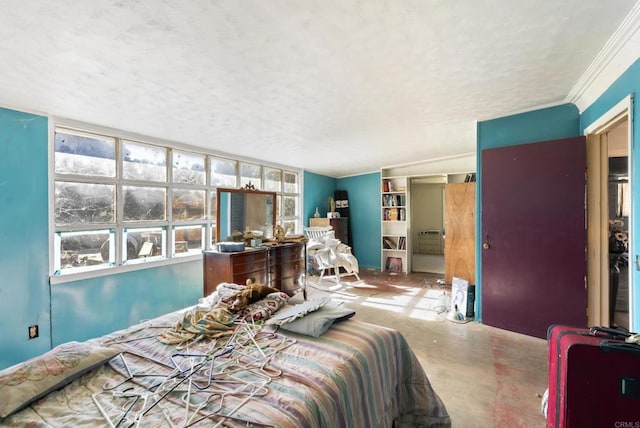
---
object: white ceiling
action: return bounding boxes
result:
[0,1,637,177]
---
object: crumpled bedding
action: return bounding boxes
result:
[159,282,289,346]
[307,233,359,274]
[157,305,235,345]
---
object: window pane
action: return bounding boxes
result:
[283,195,297,217]
[123,228,165,263]
[284,172,298,193]
[173,225,204,257]
[276,194,281,218]
[54,230,113,273]
[55,182,115,225]
[264,167,281,192]
[172,188,205,220]
[123,141,167,182]
[54,130,115,177]
[282,220,297,236]
[173,150,205,184]
[210,157,237,187]
[210,193,217,221]
[240,163,261,189]
[123,186,166,221]
[210,224,217,246]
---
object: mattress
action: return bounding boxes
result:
[1,306,451,427]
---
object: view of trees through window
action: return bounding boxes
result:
[53,127,300,276]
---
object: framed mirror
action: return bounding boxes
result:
[216,187,276,242]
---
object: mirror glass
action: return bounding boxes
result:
[216,188,276,241]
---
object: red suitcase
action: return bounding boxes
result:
[546,324,640,427]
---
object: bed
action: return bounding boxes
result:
[0,288,451,427]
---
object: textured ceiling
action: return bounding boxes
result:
[0,1,636,177]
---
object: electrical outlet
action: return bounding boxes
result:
[28,325,39,339]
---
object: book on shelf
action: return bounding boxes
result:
[383,236,397,249]
[386,256,403,273]
[382,194,406,207]
[398,236,406,250]
[382,207,406,222]
[389,208,398,221]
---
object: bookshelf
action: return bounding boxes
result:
[381,175,409,273]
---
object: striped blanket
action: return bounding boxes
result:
[3,307,450,427]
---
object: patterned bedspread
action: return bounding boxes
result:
[3,307,450,427]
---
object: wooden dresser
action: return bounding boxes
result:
[203,242,306,298]
[268,242,306,296]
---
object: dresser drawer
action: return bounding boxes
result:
[231,252,267,275]
[203,248,268,296]
[267,242,306,296]
[232,270,267,286]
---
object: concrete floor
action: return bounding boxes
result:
[299,269,548,427]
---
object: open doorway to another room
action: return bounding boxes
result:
[410,176,446,274]
[410,173,475,278]
[586,96,632,331]
[608,118,630,330]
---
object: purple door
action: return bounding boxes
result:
[481,137,586,338]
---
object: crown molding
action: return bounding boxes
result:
[566,2,640,112]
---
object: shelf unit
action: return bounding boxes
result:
[381,175,409,273]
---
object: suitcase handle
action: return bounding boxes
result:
[600,340,640,354]
[589,326,632,339]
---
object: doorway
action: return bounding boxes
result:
[585,97,632,330]
[410,176,446,274]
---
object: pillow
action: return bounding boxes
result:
[239,291,290,321]
[278,303,355,337]
[0,341,119,418]
[266,298,329,326]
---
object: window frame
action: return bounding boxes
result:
[50,123,302,284]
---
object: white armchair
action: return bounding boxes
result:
[304,226,360,291]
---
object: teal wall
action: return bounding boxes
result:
[476,103,581,321]
[51,261,202,345]
[580,58,640,332]
[0,108,50,369]
[336,172,381,269]
[303,170,382,270]
[303,171,337,223]
[477,103,581,150]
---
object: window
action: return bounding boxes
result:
[173,150,205,185]
[123,227,165,263]
[54,130,115,177]
[210,157,237,187]
[240,162,261,189]
[123,186,167,221]
[264,167,281,192]
[52,126,301,279]
[281,172,300,234]
[122,141,166,182]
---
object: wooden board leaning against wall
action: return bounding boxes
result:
[444,182,476,284]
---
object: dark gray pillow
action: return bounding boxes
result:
[279,303,355,337]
